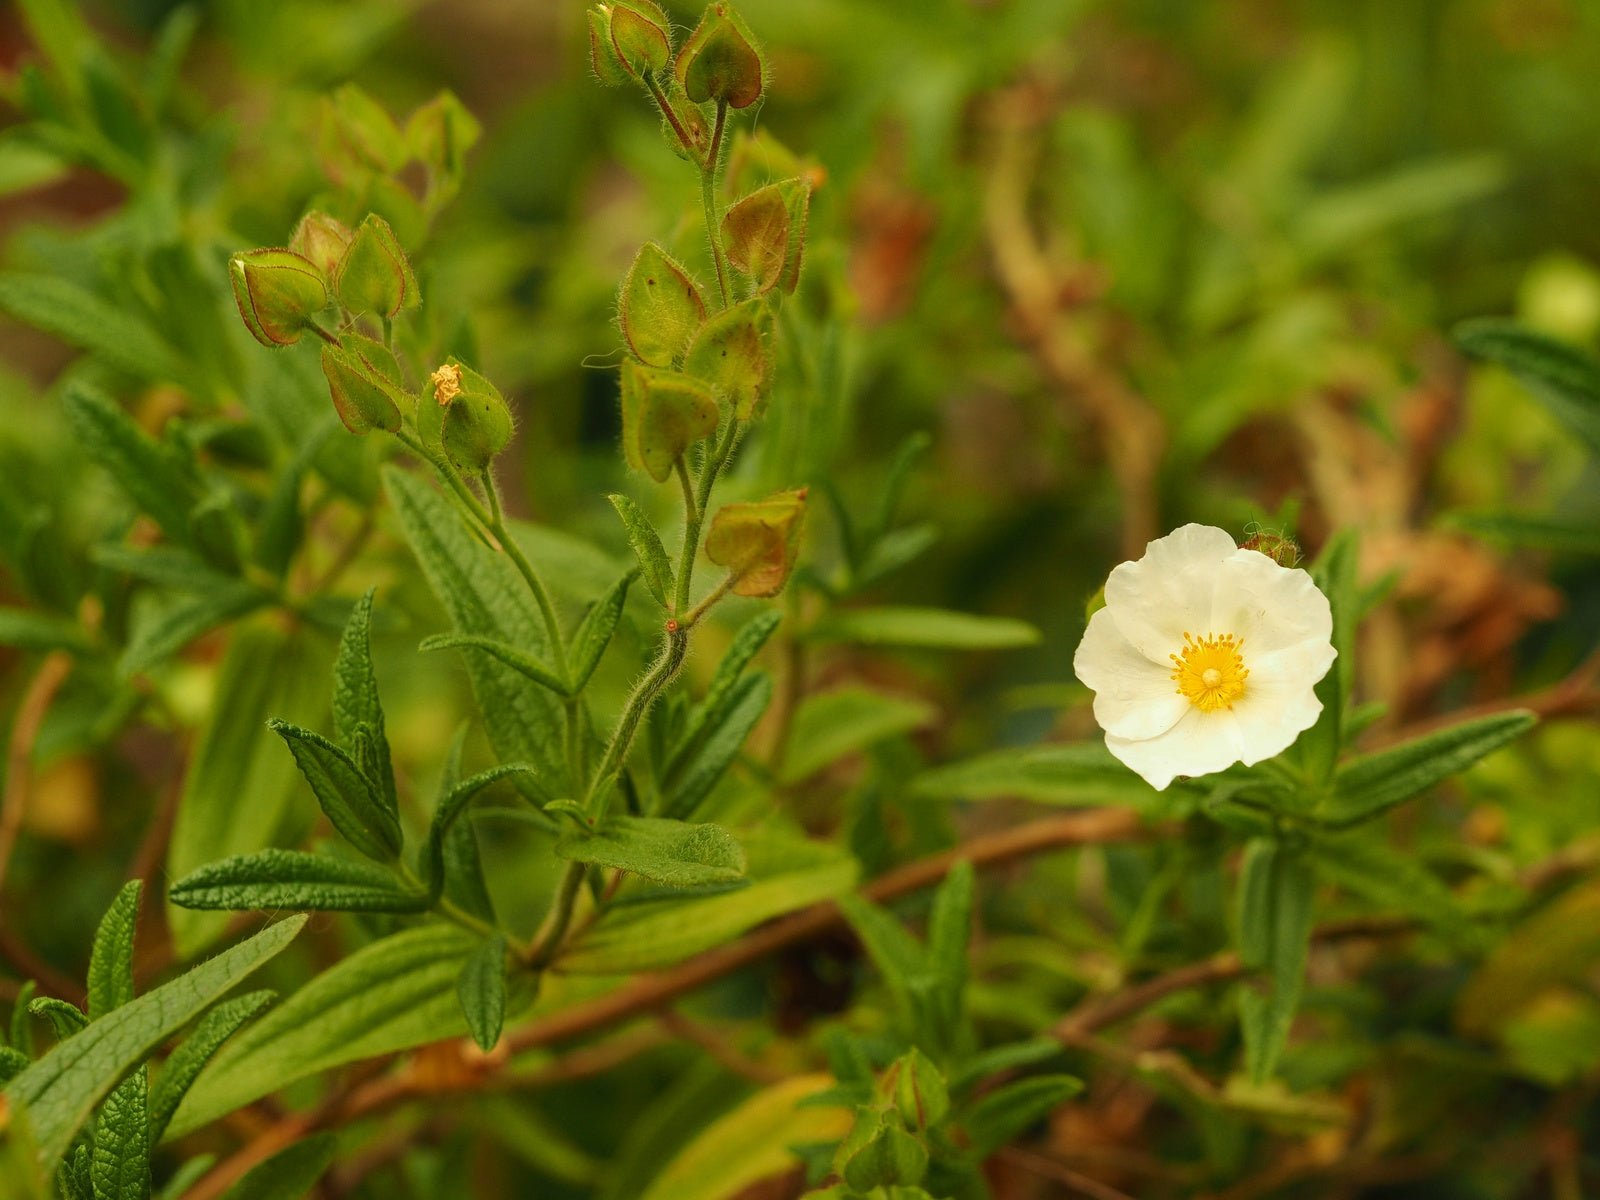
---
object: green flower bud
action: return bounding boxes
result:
[423,359,514,472]
[289,211,354,284]
[321,335,408,435]
[620,360,718,482]
[882,1049,949,1131]
[229,248,328,348]
[840,1120,928,1192]
[323,83,408,176]
[587,6,631,85]
[405,90,481,184]
[722,177,812,295]
[675,3,764,110]
[608,1,672,80]
[704,487,806,597]
[335,213,420,318]
[1239,530,1302,567]
[619,242,708,367]
[682,296,773,419]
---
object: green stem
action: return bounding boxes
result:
[701,99,732,310]
[483,474,569,673]
[527,859,587,968]
[677,417,742,611]
[643,71,696,158]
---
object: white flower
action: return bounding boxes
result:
[1072,524,1336,790]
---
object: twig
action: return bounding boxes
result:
[182,807,1148,1199]
[0,652,74,896]
[657,1010,782,1083]
[997,1146,1138,1200]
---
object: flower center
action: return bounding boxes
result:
[1170,632,1248,713]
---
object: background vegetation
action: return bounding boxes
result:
[2,0,1599,1197]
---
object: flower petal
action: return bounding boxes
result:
[1105,706,1246,791]
[1211,550,1333,658]
[1104,524,1238,661]
[1074,608,1189,740]
[1227,640,1334,762]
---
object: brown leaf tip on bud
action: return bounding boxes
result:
[705,488,807,598]
[229,249,329,348]
[1239,529,1302,567]
[430,363,463,406]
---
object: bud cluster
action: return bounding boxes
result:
[823,1050,949,1196]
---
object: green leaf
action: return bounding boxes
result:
[607,493,674,609]
[331,589,396,810]
[681,611,782,747]
[779,687,937,785]
[556,816,747,887]
[90,1067,148,1200]
[1443,509,1600,556]
[386,467,569,799]
[1456,880,1600,1037]
[840,894,928,1034]
[961,1075,1083,1159]
[219,1133,336,1200]
[0,608,93,654]
[638,1075,852,1200]
[89,545,231,593]
[1298,528,1357,781]
[910,743,1165,808]
[169,850,426,913]
[87,881,140,1020]
[558,831,857,973]
[117,584,270,678]
[1234,840,1316,1083]
[456,936,507,1053]
[0,275,196,389]
[422,763,537,902]
[147,992,275,1146]
[269,720,402,863]
[1311,834,1471,943]
[255,422,334,578]
[807,606,1040,651]
[1321,710,1537,828]
[661,672,773,819]
[27,998,88,1040]
[926,861,974,1002]
[2,916,304,1166]
[166,624,327,958]
[0,1046,30,1085]
[61,384,199,539]
[1456,318,1600,456]
[167,924,473,1137]
[419,632,570,696]
[568,570,634,693]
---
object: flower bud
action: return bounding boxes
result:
[420,359,514,472]
[881,1049,949,1131]
[322,83,408,178]
[620,360,719,482]
[321,334,407,434]
[840,1120,928,1192]
[682,296,773,419]
[406,90,482,192]
[1239,530,1302,567]
[587,6,631,85]
[704,488,806,597]
[608,1,672,80]
[619,242,708,367]
[335,213,420,318]
[289,211,354,284]
[722,177,811,295]
[229,249,328,348]
[675,3,764,110]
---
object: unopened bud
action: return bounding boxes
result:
[682,297,773,419]
[323,83,408,177]
[1239,530,1302,567]
[335,213,420,318]
[620,360,719,482]
[619,242,708,367]
[675,4,764,110]
[321,335,407,434]
[722,177,811,295]
[704,488,806,597]
[229,249,328,348]
[840,1121,928,1192]
[883,1049,949,1131]
[608,1,672,80]
[419,358,513,472]
[405,90,481,183]
[288,212,354,286]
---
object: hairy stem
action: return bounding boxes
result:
[701,99,732,309]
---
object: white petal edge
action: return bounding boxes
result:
[1105,706,1247,791]
[1104,524,1239,661]
[1210,549,1334,659]
[1073,607,1189,740]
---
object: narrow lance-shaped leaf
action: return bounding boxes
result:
[1235,839,1317,1082]
[170,850,427,913]
[961,1076,1084,1159]
[90,1065,149,1200]
[63,384,199,541]
[2,915,305,1166]
[661,671,772,819]
[555,816,747,888]
[147,991,276,1145]
[270,720,402,862]
[1455,318,1600,456]
[86,881,140,1020]
[608,493,674,609]
[332,589,398,811]
[118,583,270,678]
[419,632,570,696]
[457,935,507,1053]
[422,763,538,901]
[218,1133,337,1200]
[567,571,635,693]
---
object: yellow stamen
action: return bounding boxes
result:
[1170,631,1248,712]
[430,363,462,406]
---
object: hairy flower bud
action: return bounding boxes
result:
[620,360,718,482]
[335,213,420,318]
[607,1,672,80]
[682,297,773,419]
[288,211,355,284]
[722,178,811,295]
[419,358,513,472]
[619,242,708,367]
[321,335,407,434]
[882,1049,949,1131]
[405,90,481,185]
[675,3,764,110]
[229,249,328,348]
[1239,530,1302,567]
[704,488,806,597]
